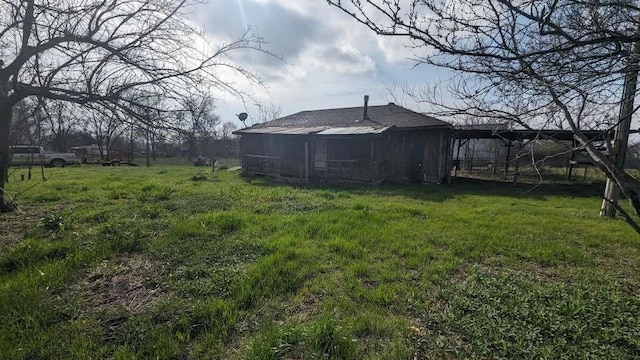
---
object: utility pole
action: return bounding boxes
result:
[600,39,640,218]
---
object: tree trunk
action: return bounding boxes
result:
[152,131,156,161]
[0,103,15,212]
[575,132,640,229]
[146,126,150,167]
[129,125,134,164]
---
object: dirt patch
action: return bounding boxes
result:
[0,205,41,250]
[77,256,167,314]
[289,292,324,323]
[456,258,575,284]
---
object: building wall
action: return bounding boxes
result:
[280,137,306,177]
[313,136,385,182]
[386,129,451,183]
[241,134,281,175]
[240,128,451,183]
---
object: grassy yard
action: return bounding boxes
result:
[1,165,639,359]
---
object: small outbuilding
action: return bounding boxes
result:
[234,96,453,184]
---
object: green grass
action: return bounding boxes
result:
[1,165,639,359]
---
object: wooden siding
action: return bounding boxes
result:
[240,128,451,184]
[313,137,387,182]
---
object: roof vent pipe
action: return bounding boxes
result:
[362,95,370,121]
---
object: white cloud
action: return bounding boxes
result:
[190,0,446,127]
[305,43,376,75]
[376,36,416,64]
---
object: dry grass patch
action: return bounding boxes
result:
[0,205,41,250]
[77,255,167,314]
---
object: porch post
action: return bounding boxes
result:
[370,138,374,178]
[305,141,310,183]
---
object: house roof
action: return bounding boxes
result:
[235,103,451,135]
[238,126,329,135]
[316,126,391,135]
[238,126,393,136]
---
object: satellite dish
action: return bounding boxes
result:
[237,113,248,123]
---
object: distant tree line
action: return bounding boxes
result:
[9,95,240,163]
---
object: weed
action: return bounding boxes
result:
[310,314,356,359]
[351,202,368,210]
[235,247,314,309]
[136,184,174,201]
[41,213,65,231]
[99,223,146,254]
[210,212,244,234]
[0,239,73,274]
[180,299,237,340]
[246,325,303,360]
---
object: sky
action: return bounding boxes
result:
[190,0,443,128]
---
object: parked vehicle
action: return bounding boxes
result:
[71,145,124,166]
[10,145,78,167]
[193,155,211,166]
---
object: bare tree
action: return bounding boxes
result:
[220,121,238,140]
[89,107,126,162]
[0,0,268,211]
[325,0,640,232]
[257,103,283,124]
[383,80,414,108]
[178,93,221,158]
[40,100,79,153]
[8,100,39,145]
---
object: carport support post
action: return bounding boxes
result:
[567,152,574,180]
[512,141,522,185]
[503,141,512,181]
[567,139,577,180]
[492,144,499,176]
[454,138,462,177]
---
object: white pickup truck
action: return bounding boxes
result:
[10,145,79,167]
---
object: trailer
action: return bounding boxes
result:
[71,145,124,166]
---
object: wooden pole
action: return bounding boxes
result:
[503,141,512,181]
[567,145,576,180]
[512,141,521,185]
[600,38,640,217]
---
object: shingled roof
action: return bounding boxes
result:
[236,103,451,135]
